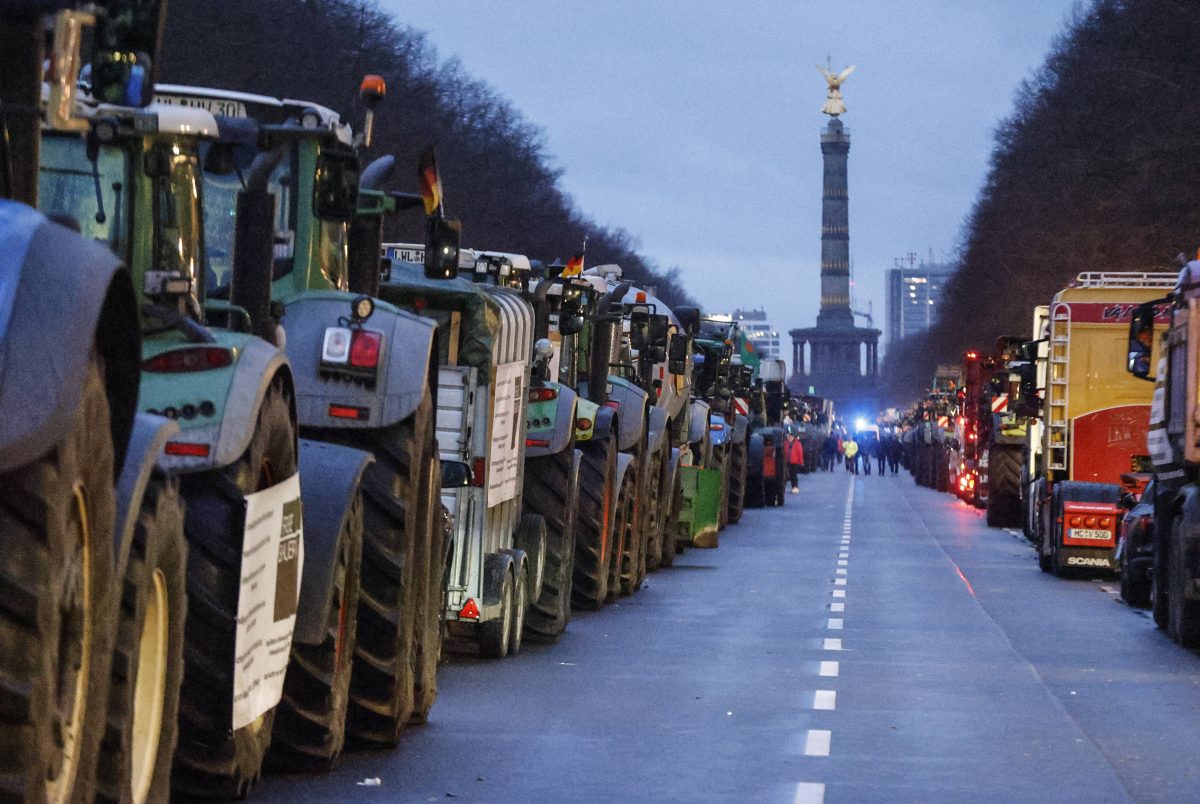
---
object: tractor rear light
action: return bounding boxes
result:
[604,400,620,409]
[710,422,724,431]
[458,598,480,620]
[1068,515,1083,527]
[1100,517,1112,528]
[472,457,486,487]
[528,387,558,402]
[1084,516,1097,528]
[329,404,369,420]
[322,327,352,364]
[349,330,382,369]
[526,438,550,447]
[575,418,592,431]
[142,347,233,373]
[164,442,210,457]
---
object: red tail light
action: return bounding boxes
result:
[526,438,550,447]
[349,330,382,368]
[458,598,480,620]
[1069,515,1083,527]
[472,457,486,487]
[529,387,558,403]
[575,418,593,431]
[329,404,369,420]
[142,347,233,373]
[164,442,210,457]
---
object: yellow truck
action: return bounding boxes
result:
[1026,272,1176,575]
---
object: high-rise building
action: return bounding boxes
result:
[886,260,954,344]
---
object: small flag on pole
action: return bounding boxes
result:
[562,252,584,277]
[418,146,443,217]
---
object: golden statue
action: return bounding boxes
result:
[817,62,856,117]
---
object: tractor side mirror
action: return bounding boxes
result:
[675,306,701,337]
[649,314,670,351]
[441,460,473,488]
[1127,300,1157,380]
[668,332,689,375]
[313,151,361,221]
[559,288,587,335]
[424,216,461,280]
[628,305,651,350]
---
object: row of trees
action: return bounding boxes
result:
[884,0,1200,402]
[159,0,693,306]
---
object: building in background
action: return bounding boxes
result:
[733,308,782,362]
[886,258,954,344]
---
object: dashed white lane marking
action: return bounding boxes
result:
[839,552,849,557]
[819,660,839,676]
[830,602,844,612]
[804,729,832,756]
[813,690,837,710]
[835,568,847,575]
[793,782,825,804]
[837,559,848,566]
[827,618,843,630]
[834,578,847,586]
[823,638,842,650]
[832,589,846,598]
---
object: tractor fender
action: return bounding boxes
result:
[646,406,670,458]
[688,399,711,446]
[113,412,178,577]
[525,384,577,458]
[282,294,436,430]
[292,439,374,645]
[483,551,515,606]
[665,447,682,508]
[607,377,648,453]
[708,415,730,449]
[589,404,618,444]
[156,337,297,473]
[0,202,140,474]
[614,451,637,508]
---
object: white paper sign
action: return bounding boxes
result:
[233,471,303,730]
[487,360,526,507]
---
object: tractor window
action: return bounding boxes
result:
[154,145,205,304]
[316,219,349,290]
[38,133,132,260]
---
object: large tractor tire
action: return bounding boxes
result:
[523,447,579,641]
[726,439,747,525]
[172,379,297,800]
[935,447,951,492]
[572,437,617,610]
[410,453,444,726]
[266,492,362,771]
[1168,515,1200,648]
[0,357,117,803]
[642,446,668,572]
[985,447,1022,528]
[1120,542,1151,609]
[341,392,434,748]
[97,473,186,804]
[615,460,643,597]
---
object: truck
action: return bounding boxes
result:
[1026,271,1175,576]
[1125,263,1200,642]
[157,82,457,755]
[0,4,188,801]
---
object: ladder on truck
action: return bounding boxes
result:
[1047,303,1070,472]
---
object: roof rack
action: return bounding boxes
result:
[1071,271,1178,289]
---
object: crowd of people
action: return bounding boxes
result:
[817,428,902,475]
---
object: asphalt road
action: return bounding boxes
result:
[253,469,1200,803]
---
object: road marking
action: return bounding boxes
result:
[819,660,839,676]
[835,568,847,575]
[839,552,849,558]
[827,618,843,630]
[834,578,847,586]
[837,559,848,566]
[1098,585,1119,595]
[804,729,832,756]
[830,602,845,612]
[813,690,837,710]
[793,782,825,804]
[823,638,842,650]
[832,589,846,598]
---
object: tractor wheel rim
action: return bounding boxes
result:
[131,568,169,804]
[47,485,94,804]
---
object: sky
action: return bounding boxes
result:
[381,0,1081,365]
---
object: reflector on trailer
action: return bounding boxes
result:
[525,438,550,447]
[164,442,210,457]
[459,598,480,620]
[329,404,369,420]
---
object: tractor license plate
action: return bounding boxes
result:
[1068,528,1110,541]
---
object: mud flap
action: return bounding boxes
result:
[677,465,722,549]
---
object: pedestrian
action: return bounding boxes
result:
[859,434,872,475]
[843,436,858,474]
[786,432,804,493]
[836,433,845,466]
[888,436,901,475]
[821,433,837,471]
[876,436,887,476]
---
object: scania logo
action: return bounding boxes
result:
[1066,556,1110,567]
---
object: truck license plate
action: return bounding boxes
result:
[1068,528,1110,541]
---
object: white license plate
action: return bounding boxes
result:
[1068,528,1110,541]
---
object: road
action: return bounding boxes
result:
[254,470,1200,803]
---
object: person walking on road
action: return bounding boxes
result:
[786,432,805,493]
[876,436,887,475]
[843,436,858,474]
[887,436,902,475]
[821,433,837,471]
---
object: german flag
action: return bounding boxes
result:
[417,146,443,217]
[562,252,584,277]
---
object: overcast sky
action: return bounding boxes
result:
[381,1,1080,362]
